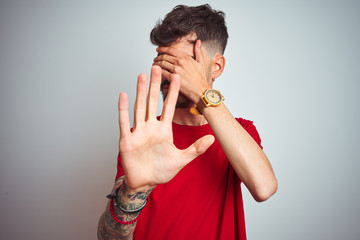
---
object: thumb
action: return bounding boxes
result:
[181,134,215,165]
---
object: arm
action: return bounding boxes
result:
[202,103,277,202]
[97,66,215,238]
[154,40,277,202]
[97,176,152,240]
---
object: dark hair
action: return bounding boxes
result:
[150,4,228,54]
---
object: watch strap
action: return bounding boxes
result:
[189,97,206,115]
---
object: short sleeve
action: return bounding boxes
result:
[235,118,263,149]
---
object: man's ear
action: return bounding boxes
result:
[211,55,225,80]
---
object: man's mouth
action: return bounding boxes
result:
[161,80,170,91]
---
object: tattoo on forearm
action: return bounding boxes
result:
[118,182,153,210]
[97,176,154,240]
[127,192,149,201]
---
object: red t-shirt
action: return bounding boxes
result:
[116,118,262,240]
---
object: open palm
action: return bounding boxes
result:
[118,66,214,191]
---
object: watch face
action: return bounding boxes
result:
[205,89,222,105]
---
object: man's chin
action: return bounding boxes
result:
[161,91,193,109]
[173,92,190,108]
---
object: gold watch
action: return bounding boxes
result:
[190,89,225,115]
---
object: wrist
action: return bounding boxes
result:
[188,82,211,104]
[116,178,154,211]
[193,88,207,104]
[190,88,224,115]
[123,178,156,195]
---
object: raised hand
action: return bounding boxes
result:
[118,65,214,192]
[153,40,211,104]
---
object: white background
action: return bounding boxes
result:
[1,0,359,239]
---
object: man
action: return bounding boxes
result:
[98,4,277,240]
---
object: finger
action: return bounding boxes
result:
[153,60,176,73]
[153,54,177,65]
[146,65,162,120]
[194,39,204,63]
[182,134,215,164]
[134,73,148,128]
[118,92,131,138]
[157,46,184,58]
[161,69,171,81]
[160,74,180,122]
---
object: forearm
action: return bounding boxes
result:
[97,176,153,240]
[202,103,277,202]
[97,202,137,240]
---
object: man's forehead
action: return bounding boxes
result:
[166,35,197,56]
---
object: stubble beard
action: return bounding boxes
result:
[160,83,193,109]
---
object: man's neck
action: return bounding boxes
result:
[172,108,208,126]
